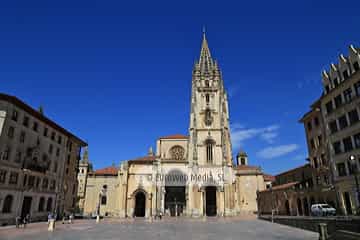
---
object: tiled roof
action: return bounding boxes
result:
[233,165,260,171]
[93,166,118,175]
[261,181,299,192]
[128,155,157,164]
[158,134,188,139]
[276,164,310,177]
[263,174,275,182]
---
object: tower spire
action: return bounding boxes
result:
[199,29,214,73]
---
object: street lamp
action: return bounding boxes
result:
[349,155,360,214]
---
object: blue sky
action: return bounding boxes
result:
[1,0,359,175]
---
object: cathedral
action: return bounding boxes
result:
[77,33,268,218]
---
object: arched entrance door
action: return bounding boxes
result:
[205,186,217,216]
[285,200,290,215]
[134,192,146,217]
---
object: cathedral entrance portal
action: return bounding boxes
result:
[134,192,146,217]
[165,186,186,216]
[205,186,217,216]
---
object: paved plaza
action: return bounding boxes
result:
[0,217,318,240]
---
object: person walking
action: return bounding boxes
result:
[15,216,20,228]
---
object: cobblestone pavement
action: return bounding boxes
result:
[0,217,319,240]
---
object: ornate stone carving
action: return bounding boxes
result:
[170,146,185,160]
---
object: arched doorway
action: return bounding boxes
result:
[164,169,187,217]
[205,186,217,216]
[297,198,303,216]
[303,198,309,216]
[285,200,290,215]
[134,192,146,217]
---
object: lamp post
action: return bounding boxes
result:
[349,155,360,213]
[270,184,274,223]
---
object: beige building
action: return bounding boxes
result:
[319,45,360,215]
[258,164,337,216]
[0,94,87,226]
[79,33,268,218]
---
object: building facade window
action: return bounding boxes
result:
[354,133,360,148]
[9,172,18,185]
[337,163,347,177]
[338,115,348,129]
[326,101,333,114]
[11,110,18,122]
[343,70,349,79]
[51,132,55,141]
[0,170,7,183]
[2,147,11,160]
[334,95,342,108]
[7,126,15,139]
[2,195,13,213]
[348,109,359,125]
[23,116,29,127]
[206,141,213,163]
[343,88,352,103]
[33,122,38,132]
[355,81,360,96]
[43,127,48,137]
[28,176,35,187]
[354,62,360,72]
[333,141,342,155]
[343,137,353,152]
[329,120,338,134]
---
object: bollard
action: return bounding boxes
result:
[48,219,56,232]
[318,223,329,240]
[96,215,100,223]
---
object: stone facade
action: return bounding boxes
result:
[80,33,267,218]
[319,46,360,215]
[0,94,87,225]
[258,45,360,216]
[258,164,337,216]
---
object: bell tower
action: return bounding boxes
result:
[77,146,90,212]
[188,31,233,167]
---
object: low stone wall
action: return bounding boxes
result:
[259,215,360,235]
[330,230,360,240]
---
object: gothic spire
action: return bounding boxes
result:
[199,30,214,73]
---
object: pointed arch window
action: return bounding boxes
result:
[205,94,210,104]
[206,140,214,164]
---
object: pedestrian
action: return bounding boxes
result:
[47,212,53,226]
[22,217,27,228]
[159,212,163,220]
[62,214,66,224]
[15,216,20,228]
[69,213,74,224]
[26,214,30,224]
